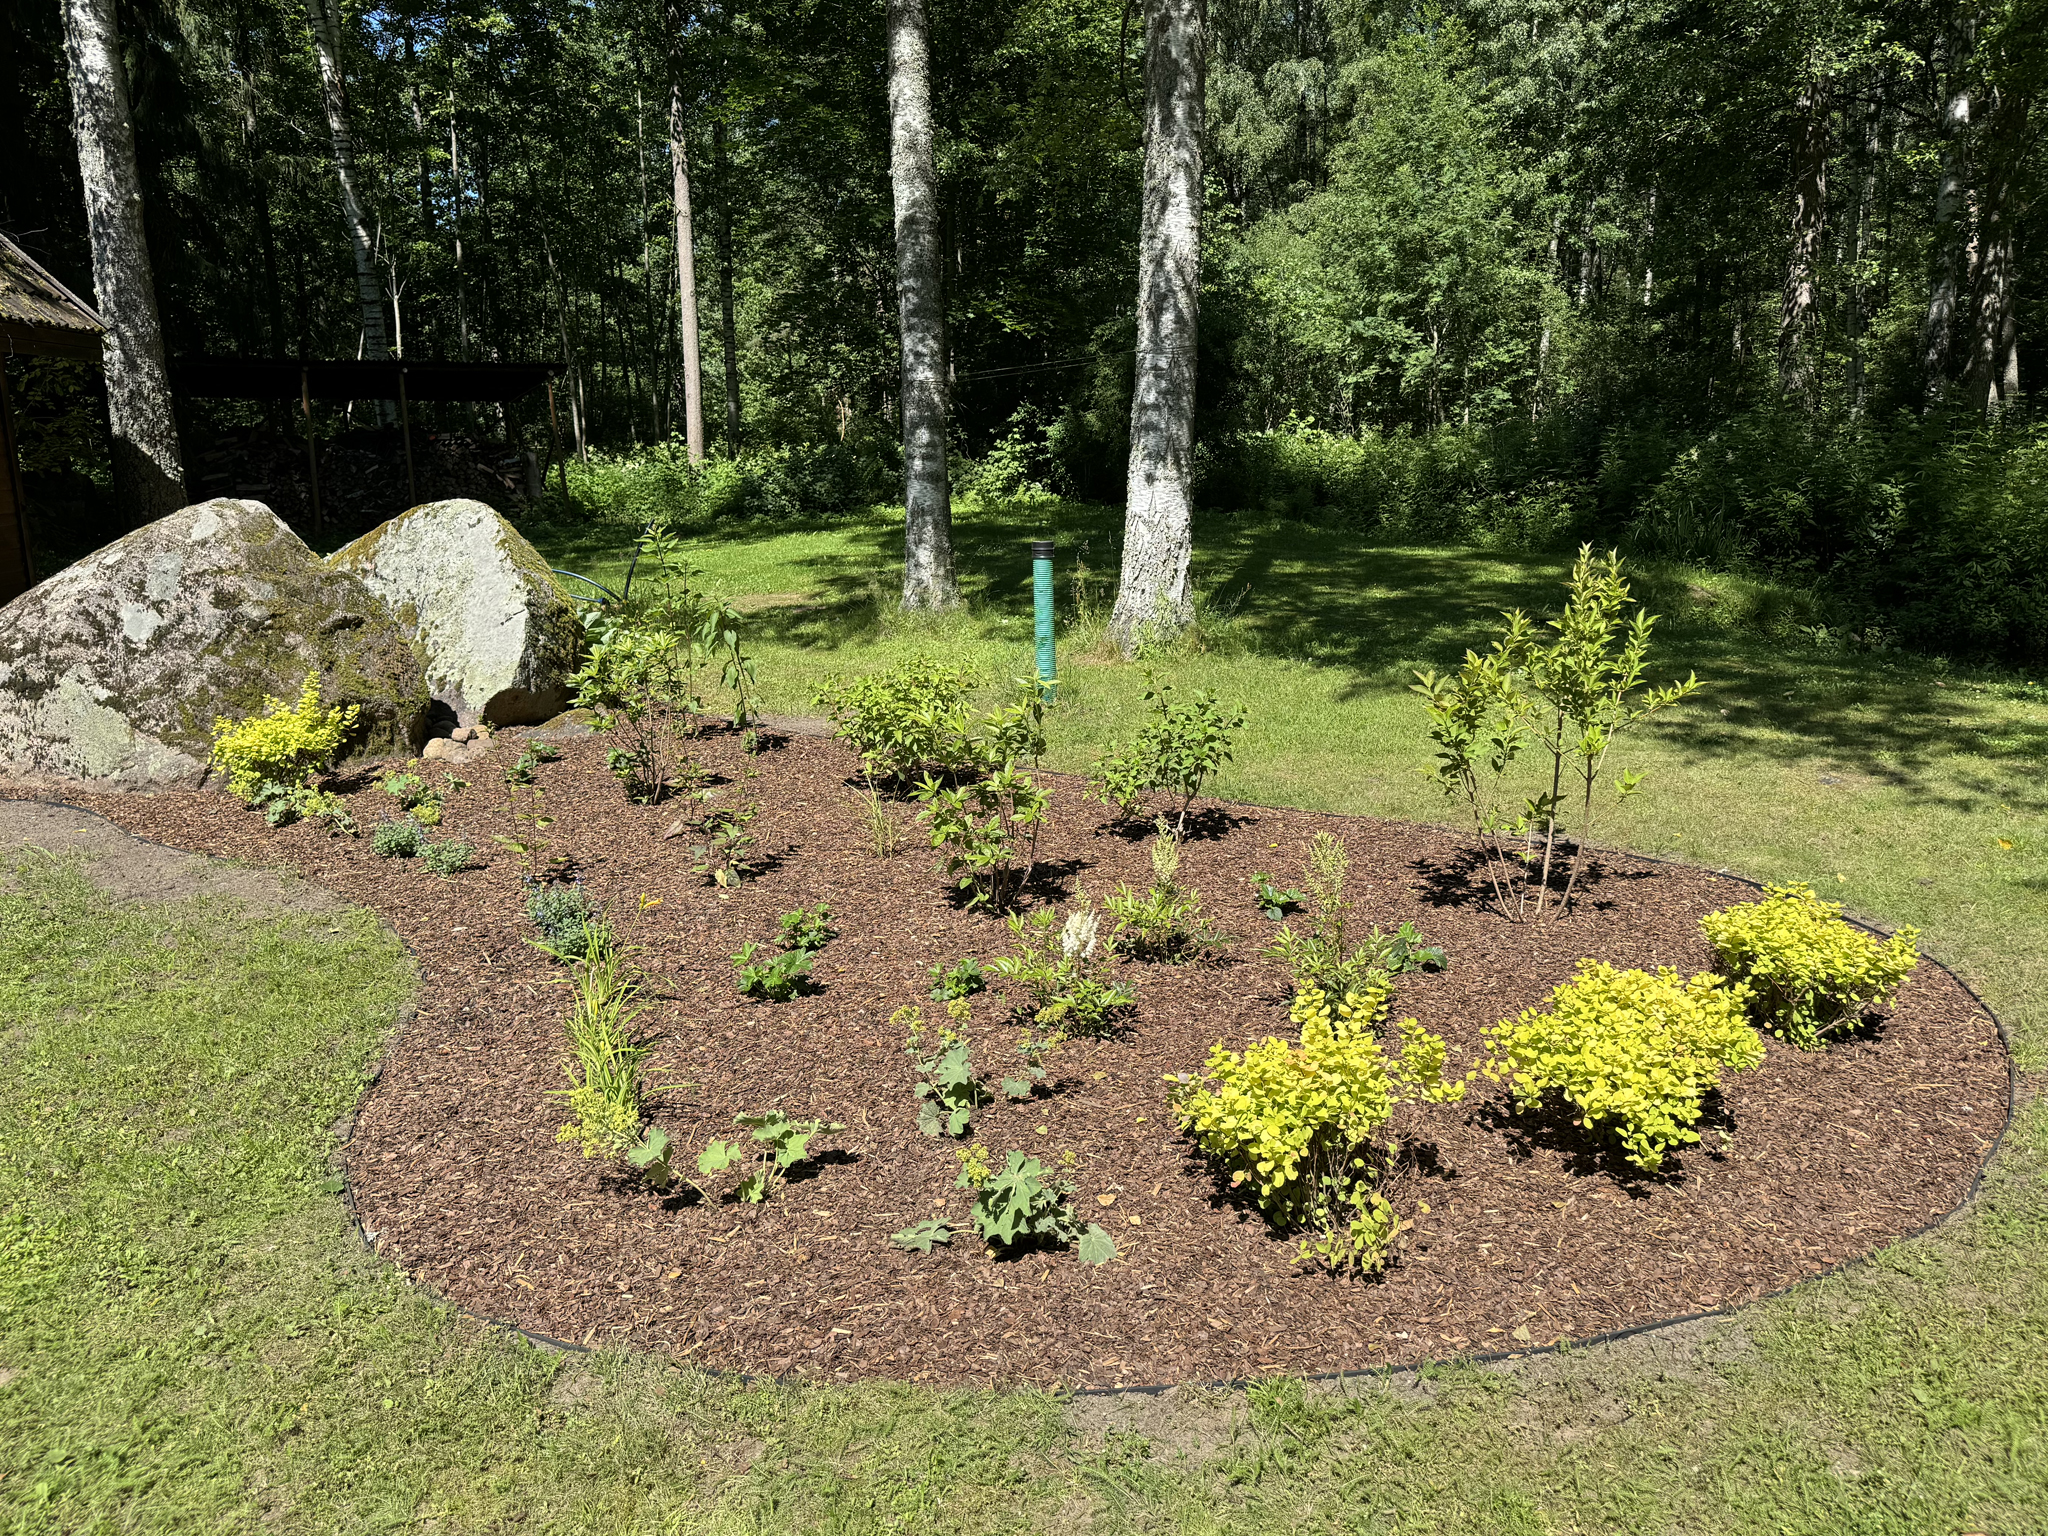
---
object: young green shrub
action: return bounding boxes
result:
[1413,546,1700,921]
[690,800,759,887]
[1105,822,1229,962]
[1250,871,1307,921]
[526,883,612,964]
[1087,671,1246,832]
[1700,882,1920,1048]
[1168,979,1465,1273]
[776,902,836,953]
[379,771,444,825]
[209,672,361,820]
[954,1147,1115,1263]
[1482,961,1763,1172]
[929,955,987,1001]
[896,1002,986,1137]
[697,1112,844,1203]
[1263,833,1446,997]
[987,899,1136,1036]
[732,941,813,1001]
[371,817,428,859]
[569,529,760,802]
[914,761,1050,910]
[816,656,980,785]
[421,839,472,878]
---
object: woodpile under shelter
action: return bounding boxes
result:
[0,233,106,603]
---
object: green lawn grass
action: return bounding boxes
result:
[2,499,2044,1533]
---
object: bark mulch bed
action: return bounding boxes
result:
[23,724,2008,1390]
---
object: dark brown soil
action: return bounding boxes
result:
[19,725,2008,1390]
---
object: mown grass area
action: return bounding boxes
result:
[2,501,2044,1532]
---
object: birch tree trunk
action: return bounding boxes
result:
[671,84,707,463]
[1922,80,1972,407]
[1109,0,1204,654]
[305,0,389,361]
[714,118,742,446]
[1962,83,2029,413]
[62,0,185,521]
[1776,82,1828,396]
[887,0,958,610]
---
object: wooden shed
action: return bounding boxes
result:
[1,232,107,602]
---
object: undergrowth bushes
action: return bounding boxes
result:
[1482,961,1764,1172]
[1701,882,1920,1049]
[1170,978,1465,1273]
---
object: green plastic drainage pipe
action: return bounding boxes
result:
[1031,538,1056,701]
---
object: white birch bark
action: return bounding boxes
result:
[1776,83,1827,396]
[887,0,958,610]
[1963,84,2029,413]
[62,0,185,520]
[1109,0,1204,655]
[306,0,389,360]
[1923,82,1971,407]
[672,84,707,464]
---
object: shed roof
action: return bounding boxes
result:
[0,233,106,363]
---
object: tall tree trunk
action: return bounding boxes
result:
[1109,0,1204,654]
[305,0,389,361]
[672,84,707,463]
[1848,89,1882,414]
[1962,83,2030,413]
[61,0,185,521]
[887,0,958,610]
[1923,79,1972,407]
[714,118,742,446]
[447,99,470,361]
[1777,82,1828,396]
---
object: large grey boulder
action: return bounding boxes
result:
[0,498,431,786]
[328,498,582,726]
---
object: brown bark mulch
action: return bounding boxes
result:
[21,725,2009,1390]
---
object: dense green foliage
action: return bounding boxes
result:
[9,0,2047,658]
[1483,960,1767,1171]
[1702,881,1923,1049]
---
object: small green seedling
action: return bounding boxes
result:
[698,1112,844,1203]
[892,1218,953,1254]
[732,940,814,1001]
[1251,872,1307,921]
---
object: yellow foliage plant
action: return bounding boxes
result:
[1700,882,1920,1049]
[209,672,360,802]
[1483,961,1762,1173]
[1168,977,1467,1273]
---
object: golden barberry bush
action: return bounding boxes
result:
[1700,882,1920,1049]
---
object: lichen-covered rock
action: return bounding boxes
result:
[329,499,583,726]
[0,498,431,786]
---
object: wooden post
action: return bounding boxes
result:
[547,378,567,498]
[398,367,418,506]
[301,367,323,534]
[0,366,37,603]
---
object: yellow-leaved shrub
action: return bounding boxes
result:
[1168,976,1466,1272]
[209,672,360,802]
[1483,961,1762,1172]
[1700,882,1919,1049]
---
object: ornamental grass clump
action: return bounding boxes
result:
[1169,978,1466,1273]
[1482,961,1763,1173]
[1700,882,1920,1049]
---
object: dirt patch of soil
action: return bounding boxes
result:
[16,726,2008,1390]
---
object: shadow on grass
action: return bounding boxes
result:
[535,501,2048,811]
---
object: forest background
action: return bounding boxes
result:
[3,0,2045,665]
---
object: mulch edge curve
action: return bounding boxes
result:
[4,777,2022,1399]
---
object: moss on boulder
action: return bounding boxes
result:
[0,499,431,786]
[328,499,583,726]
